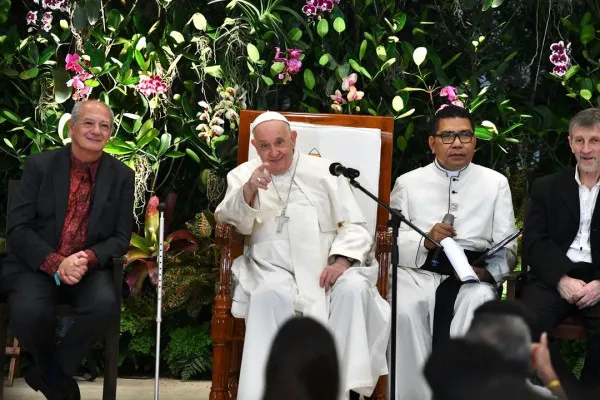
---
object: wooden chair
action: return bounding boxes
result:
[210,111,394,400]
[0,179,124,400]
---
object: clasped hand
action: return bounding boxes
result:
[558,276,600,309]
[320,257,351,292]
[57,251,88,285]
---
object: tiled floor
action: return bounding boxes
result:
[2,377,211,399]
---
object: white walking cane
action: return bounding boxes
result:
[154,203,166,400]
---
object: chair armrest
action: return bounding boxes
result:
[214,223,245,309]
[505,271,523,299]
[375,226,393,299]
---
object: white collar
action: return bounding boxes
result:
[574,165,600,187]
[433,158,470,178]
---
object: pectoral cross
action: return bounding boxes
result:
[275,210,289,233]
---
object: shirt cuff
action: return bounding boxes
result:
[416,236,431,268]
[40,253,65,276]
[84,249,99,268]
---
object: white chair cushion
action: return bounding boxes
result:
[248,121,381,236]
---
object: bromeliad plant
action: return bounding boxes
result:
[124,196,200,296]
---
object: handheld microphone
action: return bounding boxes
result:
[431,213,455,266]
[329,162,360,179]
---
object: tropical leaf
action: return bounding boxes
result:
[130,232,152,253]
[125,262,150,295]
[165,230,200,252]
[125,248,153,266]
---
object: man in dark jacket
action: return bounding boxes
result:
[1,100,134,400]
[521,108,600,399]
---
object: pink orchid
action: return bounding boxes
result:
[66,72,92,89]
[41,0,69,11]
[66,72,93,101]
[287,49,303,60]
[320,0,334,11]
[342,73,358,91]
[65,53,83,73]
[440,86,458,102]
[66,77,84,90]
[286,59,302,75]
[78,85,91,98]
[553,65,568,76]
[347,86,364,102]
[302,4,317,15]
[550,41,565,54]
[451,100,465,108]
[273,47,287,63]
[273,48,303,83]
[330,90,347,104]
[550,52,569,65]
[436,104,450,114]
[302,0,340,16]
[137,75,168,97]
[42,23,52,32]
[26,11,38,25]
[42,12,53,24]
[549,40,572,77]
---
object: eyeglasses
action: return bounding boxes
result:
[434,130,475,144]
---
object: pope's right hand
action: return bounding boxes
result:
[243,162,271,204]
[424,222,456,250]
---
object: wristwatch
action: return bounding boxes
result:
[336,255,355,265]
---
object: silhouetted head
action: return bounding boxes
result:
[262,317,339,400]
[425,339,528,400]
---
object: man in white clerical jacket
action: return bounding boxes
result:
[389,104,518,400]
[215,111,391,400]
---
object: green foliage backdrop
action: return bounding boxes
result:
[1,0,596,378]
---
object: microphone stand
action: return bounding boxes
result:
[346,176,442,400]
[154,203,166,400]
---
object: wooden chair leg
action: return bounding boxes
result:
[102,319,119,400]
[369,375,387,400]
[210,314,234,400]
[229,340,243,399]
[7,338,20,387]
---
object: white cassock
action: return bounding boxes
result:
[390,160,517,400]
[215,152,391,400]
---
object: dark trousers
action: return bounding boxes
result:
[0,267,118,377]
[520,277,600,400]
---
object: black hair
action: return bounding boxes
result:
[430,104,474,136]
[473,299,537,340]
[262,317,339,400]
[424,339,543,400]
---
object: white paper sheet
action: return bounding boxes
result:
[440,237,479,282]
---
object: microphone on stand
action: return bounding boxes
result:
[329,162,360,179]
[431,213,455,266]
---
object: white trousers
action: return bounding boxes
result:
[391,268,496,400]
[237,271,390,400]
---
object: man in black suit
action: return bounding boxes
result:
[521,108,600,399]
[1,100,134,400]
